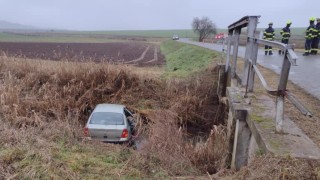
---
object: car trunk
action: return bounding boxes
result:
[88,124,124,142]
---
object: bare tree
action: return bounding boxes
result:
[192,17,217,42]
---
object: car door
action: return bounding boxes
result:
[124,108,134,133]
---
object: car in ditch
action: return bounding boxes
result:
[84,104,135,143]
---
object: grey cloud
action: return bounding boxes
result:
[0,0,319,30]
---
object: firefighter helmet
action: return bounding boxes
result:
[310,17,316,21]
[268,22,273,25]
[286,21,292,25]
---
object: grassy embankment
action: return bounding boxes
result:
[161,40,217,78]
[0,40,228,179]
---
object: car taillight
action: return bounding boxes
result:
[121,129,128,138]
[84,127,89,137]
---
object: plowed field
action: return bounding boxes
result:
[0,42,165,67]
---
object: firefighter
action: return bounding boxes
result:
[279,21,292,55]
[263,22,275,55]
[311,18,320,55]
[303,17,316,56]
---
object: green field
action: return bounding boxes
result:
[0,29,226,43]
[0,30,199,43]
[0,27,306,43]
[0,32,127,43]
[83,29,198,38]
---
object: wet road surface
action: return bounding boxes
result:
[178,38,320,100]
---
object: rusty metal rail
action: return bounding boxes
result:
[252,65,277,95]
[223,16,312,133]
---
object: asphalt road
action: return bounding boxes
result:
[178,38,320,100]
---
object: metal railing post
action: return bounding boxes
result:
[275,53,291,133]
[231,28,241,78]
[243,17,258,87]
[278,54,291,92]
[225,30,234,72]
[248,33,259,91]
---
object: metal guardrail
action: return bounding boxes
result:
[248,38,298,65]
[224,16,312,133]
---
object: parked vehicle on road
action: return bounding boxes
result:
[84,104,135,143]
[172,35,179,40]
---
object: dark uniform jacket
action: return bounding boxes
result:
[306,24,316,39]
[263,27,275,40]
[316,23,320,38]
[280,26,291,40]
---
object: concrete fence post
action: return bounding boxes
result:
[231,113,251,170]
[275,96,284,133]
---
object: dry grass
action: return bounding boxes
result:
[0,56,229,179]
[189,125,229,174]
[130,110,199,177]
[0,58,137,126]
[234,154,320,180]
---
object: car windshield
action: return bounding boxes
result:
[89,112,124,125]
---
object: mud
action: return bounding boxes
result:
[0,42,165,67]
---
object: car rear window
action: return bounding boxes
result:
[89,112,124,125]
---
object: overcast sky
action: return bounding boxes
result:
[0,0,319,31]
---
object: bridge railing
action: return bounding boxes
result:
[223,16,312,133]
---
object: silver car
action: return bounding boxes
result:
[84,104,134,143]
[172,35,179,40]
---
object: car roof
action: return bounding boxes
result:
[93,104,125,113]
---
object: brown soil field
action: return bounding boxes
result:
[0,42,165,67]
